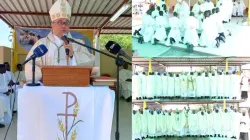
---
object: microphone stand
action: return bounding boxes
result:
[26,57,41,86]
[67,37,131,140]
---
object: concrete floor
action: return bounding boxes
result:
[0,98,132,140]
[0,114,17,140]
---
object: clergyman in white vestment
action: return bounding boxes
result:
[0,64,11,127]
[25,0,95,82]
[14,64,26,83]
[119,63,132,100]
[4,62,18,112]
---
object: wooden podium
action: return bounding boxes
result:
[41,66,116,87]
[41,66,96,87]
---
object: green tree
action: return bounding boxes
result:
[98,34,132,50]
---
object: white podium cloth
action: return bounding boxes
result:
[18,85,115,140]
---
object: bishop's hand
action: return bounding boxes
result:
[63,42,74,57]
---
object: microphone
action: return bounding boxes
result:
[105,41,132,61]
[61,33,69,56]
[23,44,48,65]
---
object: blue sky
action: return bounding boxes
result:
[0,19,12,48]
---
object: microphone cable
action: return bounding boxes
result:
[4,70,21,140]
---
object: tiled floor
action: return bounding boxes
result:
[0,98,132,140]
[132,16,250,56]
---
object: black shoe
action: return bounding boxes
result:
[170,37,176,44]
[13,111,17,113]
[0,124,5,128]
[126,96,132,102]
[188,44,194,53]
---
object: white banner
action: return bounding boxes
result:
[18,85,115,140]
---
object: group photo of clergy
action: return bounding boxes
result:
[133,70,248,101]
[132,0,250,57]
[132,104,250,140]
[132,57,250,140]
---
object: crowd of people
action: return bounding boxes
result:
[133,0,247,50]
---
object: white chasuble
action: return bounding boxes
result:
[206,112,214,135]
[173,112,186,136]
[203,76,210,96]
[217,75,224,96]
[148,111,157,136]
[132,75,141,99]
[221,112,231,136]
[147,75,154,98]
[196,76,204,97]
[229,74,238,98]
[181,75,188,97]
[162,75,168,97]
[25,32,95,82]
[210,75,217,96]
[174,76,181,96]
[152,74,157,97]
[223,74,230,97]
[156,112,163,136]
[140,74,147,97]
[140,112,148,137]
[161,113,167,134]
[167,77,175,97]
[167,113,175,135]
[198,112,207,135]
[213,111,222,134]
[155,74,163,97]
[234,75,241,99]
[187,76,196,97]
[132,112,142,139]
[188,112,199,135]
[227,111,237,138]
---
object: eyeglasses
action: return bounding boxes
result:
[52,21,70,26]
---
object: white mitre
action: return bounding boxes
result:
[49,0,71,21]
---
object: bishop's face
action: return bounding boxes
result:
[51,18,70,38]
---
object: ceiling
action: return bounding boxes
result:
[0,0,131,34]
[133,56,250,67]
